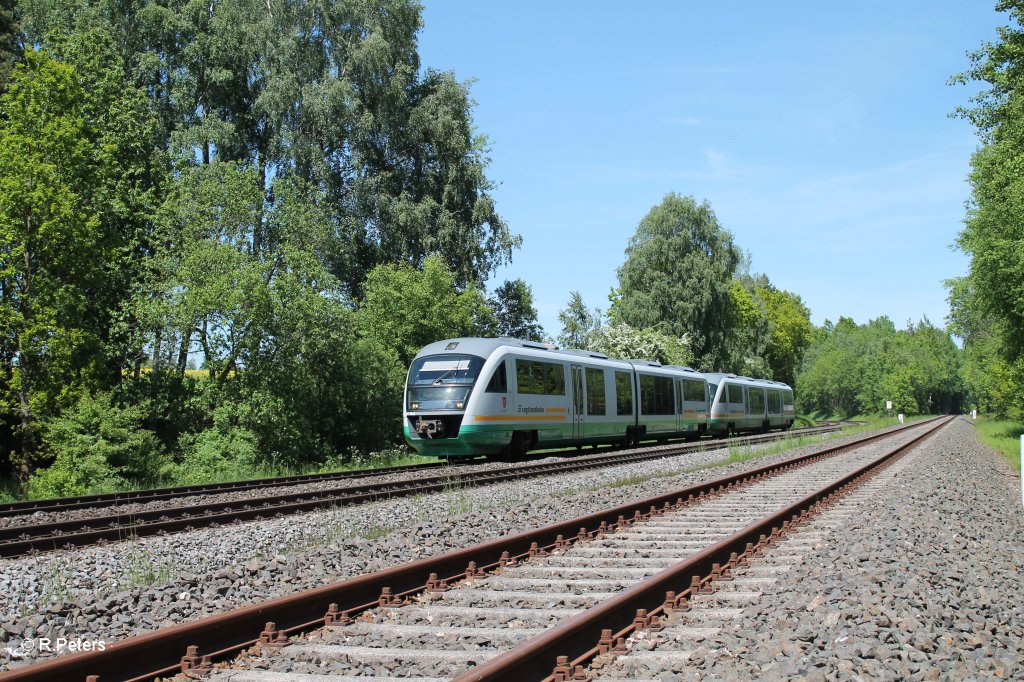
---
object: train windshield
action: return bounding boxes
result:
[406,354,485,411]
[408,354,485,386]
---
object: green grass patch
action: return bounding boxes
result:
[822,412,933,436]
[974,416,1023,473]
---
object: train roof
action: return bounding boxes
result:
[702,372,792,391]
[412,337,630,365]
[412,338,703,377]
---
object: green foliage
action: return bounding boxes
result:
[556,291,601,349]
[489,279,543,341]
[589,322,693,366]
[724,278,772,377]
[26,391,164,498]
[615,193,740,371]
[17,0,516,294]
[357,255,494,366]
[0,49,102,464]
[761,286,813,386]
[3,0,517,489]
[173,404,259,486]
[0,0,17,94]
[948,2,1024,419]
[796,316,963,417]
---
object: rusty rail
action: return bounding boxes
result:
[0,418,943,682]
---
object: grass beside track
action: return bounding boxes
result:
[0,449,433,503]
[974,416,1024,473]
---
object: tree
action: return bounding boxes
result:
[615,194,740,371]
[356,255,494,367]
[489,279,543,341]
[795,316,963,417]
[589,323,692,366]
[725,279,772,377]
[761,286,813,387]
[557,291,601,349]
[947,1,1024,415]
[0,49,101,468]
[18,0,519,295]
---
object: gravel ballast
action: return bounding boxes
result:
[595,416,1024,681]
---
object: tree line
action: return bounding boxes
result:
[0,0,985,499]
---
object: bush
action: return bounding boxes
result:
[172,404,260,485]
[27,391,165,498]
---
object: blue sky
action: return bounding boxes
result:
[418,1,1000,338]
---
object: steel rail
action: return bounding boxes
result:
[0,417,944,682]
[0,425,839,519]
[0,426,843,557]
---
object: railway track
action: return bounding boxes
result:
[0,426,841,558]
[0,416,951,682]
[0,425,841,521]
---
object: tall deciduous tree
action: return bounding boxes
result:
[556,291,601,349]
[947,1,1024,416]
[19,0,518,294]
[489,279,543,341]
[615,194,740,371]
[761,286,812,387]
[0,49,100,466]
[356,255,494,367]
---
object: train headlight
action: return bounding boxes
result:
[411,402,420,410]
[456,401,464,409]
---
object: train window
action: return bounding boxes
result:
[485,361,507,393]
[585,368,606,416]
[726,383,743,404]
[767,390,782,414]
[516,359,566,396]
[615,371,633,415]
[749,388,765,413]
[640,375,674,415]
[682,379,706,402]
[784,389,794,405]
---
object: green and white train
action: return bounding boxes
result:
[403,337,796,458]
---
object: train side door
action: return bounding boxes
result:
[674,378,683,431]
[571,365,585,439]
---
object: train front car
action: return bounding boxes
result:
[403,338,498,458]
[404,337,640,458]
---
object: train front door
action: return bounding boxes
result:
[572,364,585,439]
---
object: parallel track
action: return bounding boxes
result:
[0,416,950,682]
[0,426,840,558]
[0,426,841,519]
